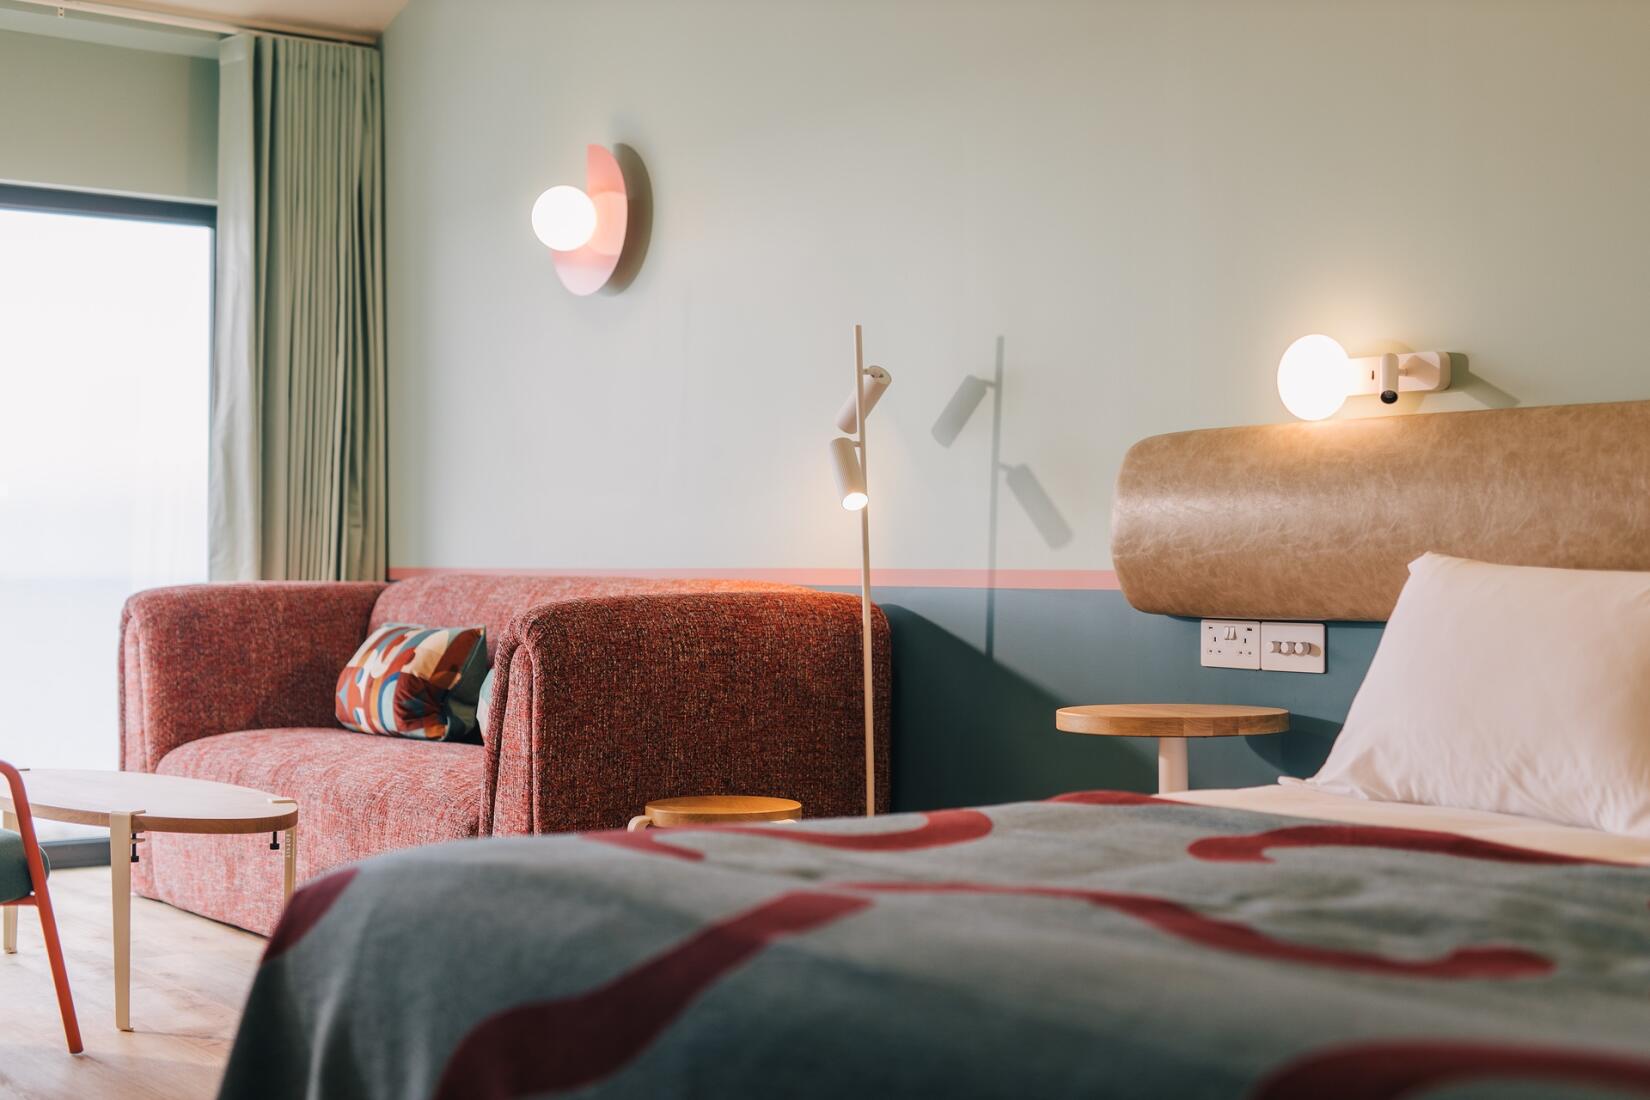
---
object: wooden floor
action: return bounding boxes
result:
[0,867,260,1100]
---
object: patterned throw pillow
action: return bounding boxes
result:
[335,623,490,742]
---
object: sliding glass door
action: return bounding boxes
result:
[0,186,213,772]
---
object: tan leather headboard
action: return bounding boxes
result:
[1112,400,1650,621]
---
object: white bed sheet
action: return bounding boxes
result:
[1163,783,1650,865]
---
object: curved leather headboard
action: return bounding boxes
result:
[1113,400,1650,621]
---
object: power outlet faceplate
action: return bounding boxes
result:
[1201,620,1261,670]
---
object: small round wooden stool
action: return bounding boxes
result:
[626,795,803,831]
[1056,703,1289,794]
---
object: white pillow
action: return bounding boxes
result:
[1303,552,1650,836]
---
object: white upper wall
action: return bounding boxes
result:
[0,25,217,201]
[382,0,1650,573]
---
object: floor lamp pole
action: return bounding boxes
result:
[853,324,875,817]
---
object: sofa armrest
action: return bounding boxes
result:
[119,582,386,772]
[483,589,890,835]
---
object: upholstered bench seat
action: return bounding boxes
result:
[0,828,45,903]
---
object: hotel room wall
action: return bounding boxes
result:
[0,25,217,201]
[383,0,1650,804]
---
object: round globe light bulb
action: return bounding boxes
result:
[531,185,598,252]
[1276,334,1351,420]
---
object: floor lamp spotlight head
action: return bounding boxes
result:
[835,365,893,433]
[829,437,868,511]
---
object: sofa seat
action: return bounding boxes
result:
[133,728,483,934]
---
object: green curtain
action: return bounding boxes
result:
[210,34,386,582]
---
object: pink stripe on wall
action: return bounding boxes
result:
[385,566,1121,591]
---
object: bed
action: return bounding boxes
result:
[218,400,1650,1099]
[221,788,1650,1099]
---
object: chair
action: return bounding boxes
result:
[1,762,82,1054]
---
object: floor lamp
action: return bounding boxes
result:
[828,324,892,817]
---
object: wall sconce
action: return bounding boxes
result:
[829,325,893,816]
[1276,334,1451,421]
[530,144,641,296]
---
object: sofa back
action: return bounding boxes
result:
[370,573,812,657]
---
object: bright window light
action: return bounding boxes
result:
[0,206,212,771]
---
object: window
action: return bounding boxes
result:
[0,185,214,773]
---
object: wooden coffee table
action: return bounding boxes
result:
[0,769,298,1031]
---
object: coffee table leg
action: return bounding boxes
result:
[2,810,15,953]
[110,811,133,1032]
[1157,738,1189,794]
[283,823,297,900]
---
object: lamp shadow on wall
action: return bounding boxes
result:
[882,605,1153,810]
[932,336,1074,657]
[1450,354,1520,410]
[606,143,653,293]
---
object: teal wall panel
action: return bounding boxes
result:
[840,587,1384,812]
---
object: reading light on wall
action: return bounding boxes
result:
[529,144,641,295]
[1277,334,1452,420]
[829,325,893,816]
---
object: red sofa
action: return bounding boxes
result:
[119,574,890,934]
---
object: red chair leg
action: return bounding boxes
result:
[26,894,83,1054]
[30,891,82,1054]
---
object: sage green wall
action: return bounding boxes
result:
[382,0,1650,577]
[0,27,217,201]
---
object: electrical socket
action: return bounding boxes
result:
[1201,620,1261,670]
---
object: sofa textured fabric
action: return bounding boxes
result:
[120,575,890,934]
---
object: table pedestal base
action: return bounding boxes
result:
[1157,738,1189,794]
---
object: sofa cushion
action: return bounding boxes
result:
[137,728,482,934]
[335,623,489,741]
[371,573,804,660]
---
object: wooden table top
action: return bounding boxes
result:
[0,770,298,835]
[1056,703,1290,739]
[643,795,803,827]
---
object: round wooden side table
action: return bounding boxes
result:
[1056,704,1289,794]
[626,796,802,831]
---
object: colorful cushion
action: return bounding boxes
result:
[335,623,489,742]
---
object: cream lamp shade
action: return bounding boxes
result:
[530,185,598,252]
[829,436,868,510]
[1276,334,1352,420]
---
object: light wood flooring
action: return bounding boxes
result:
[0,867,259,1100]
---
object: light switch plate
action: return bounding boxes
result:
[1201,620,1261,669]
[1261,622,1326,674]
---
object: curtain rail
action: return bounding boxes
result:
[8,0,379,46]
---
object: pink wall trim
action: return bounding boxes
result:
[385,566,1121,591]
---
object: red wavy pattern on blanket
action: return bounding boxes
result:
[582,808,995,862]
[262,868,359,964]
[1190,824,1621,866]
[431,891,871,1099]
[1252,1040,1650,1099]
[842,882,1552,979]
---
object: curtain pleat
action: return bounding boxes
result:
[210,34,386,582]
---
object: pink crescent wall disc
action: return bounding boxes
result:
[550,145,630,296]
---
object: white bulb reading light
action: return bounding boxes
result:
[1276,334,1351,421]
[828,436,868,511]
[530,185,598,252]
